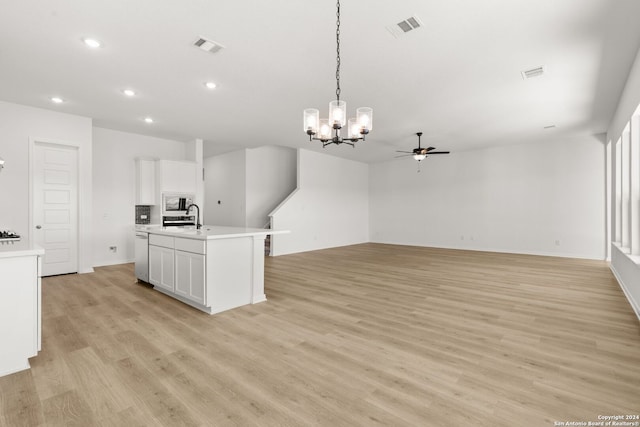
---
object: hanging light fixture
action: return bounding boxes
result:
[303,0,373,147]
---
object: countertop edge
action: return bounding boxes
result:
[0,244,45,259]
[147,228,290,241]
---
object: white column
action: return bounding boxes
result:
[631,115,640,256]
[622,128,630,249]
[615,140,622,244]
[251,234,267,303]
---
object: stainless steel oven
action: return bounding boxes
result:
[162,216,195,227]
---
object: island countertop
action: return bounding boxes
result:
[0,240,45,259]
[147,225,288,240]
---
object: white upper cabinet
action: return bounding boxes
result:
[135,159,156,205]
[156,160,197,194]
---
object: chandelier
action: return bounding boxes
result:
[303,0,373,147]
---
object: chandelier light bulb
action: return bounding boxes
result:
[303,108,319,133]
[319,119,331,140]
[348,118,360,139]
[357,107,373,131]
[329,100,347,127]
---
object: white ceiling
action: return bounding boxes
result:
[1,0,640,163]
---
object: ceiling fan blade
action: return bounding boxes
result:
[427,151,450,154]
[426,147,436,152]
[395,150,414,154]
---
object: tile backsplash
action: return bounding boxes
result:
[135,205,151,224]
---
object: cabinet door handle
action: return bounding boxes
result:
[36,225,42,229]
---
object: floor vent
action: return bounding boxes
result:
[194,37,224,54]
[387,15,423,38]
[521,66,545,80]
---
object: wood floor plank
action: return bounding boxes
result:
[40,389,96,427]
[0,370,44,427]
[1,243,638,425]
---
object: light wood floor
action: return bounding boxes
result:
[1,243,639,426]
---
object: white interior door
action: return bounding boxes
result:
[33,143,79,276]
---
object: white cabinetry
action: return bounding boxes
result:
[135,159,156,205]
[175,250,206,305]
[0,251,42,377]
[156,160,197,194]
[148,234,206,306]
[148,234,175,292]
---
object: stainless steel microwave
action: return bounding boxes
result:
[162,193,194,215]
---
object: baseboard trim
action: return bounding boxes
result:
[369,240,605,261]
[610,264,640,323]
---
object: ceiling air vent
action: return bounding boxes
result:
[521,66,545,80]
[386,15,423,38]
[193,37,224,54]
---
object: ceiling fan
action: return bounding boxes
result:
[396,132,450,162]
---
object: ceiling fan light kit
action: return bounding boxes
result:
[303,0,373,147]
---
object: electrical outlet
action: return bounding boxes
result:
[109,246,117,252]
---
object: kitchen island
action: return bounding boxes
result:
[146,226,286,314]
[0,240,44,377]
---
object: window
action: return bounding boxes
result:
[613,103,640,258]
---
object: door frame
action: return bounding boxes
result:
[29,137,93,274]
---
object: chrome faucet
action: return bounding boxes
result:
[185,204,202,229]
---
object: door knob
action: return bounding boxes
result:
[36,225,42,229]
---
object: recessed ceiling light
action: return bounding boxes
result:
[204,82,217,90]
[144,117,154,124]
[50,97,64,104]
[123,89,136,97]
[82,38,102,48]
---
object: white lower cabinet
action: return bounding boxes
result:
[175,250,206,305]
[149,244,175,292]
[0,253,42,377]
[148,234,207,309]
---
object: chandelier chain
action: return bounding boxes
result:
[335,0,341,102]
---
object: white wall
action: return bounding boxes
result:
[370,135,606,259]
[186,138,204,221]
[203,146,297,228]
[92,127,187,266]
[246,146,297,228]
[270,149,369,255]
[608,45,640,319]
[203,150,246,226]
[0,101,94,273]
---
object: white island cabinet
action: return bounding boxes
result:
[0,241,44,377]
[147,226,287,314]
